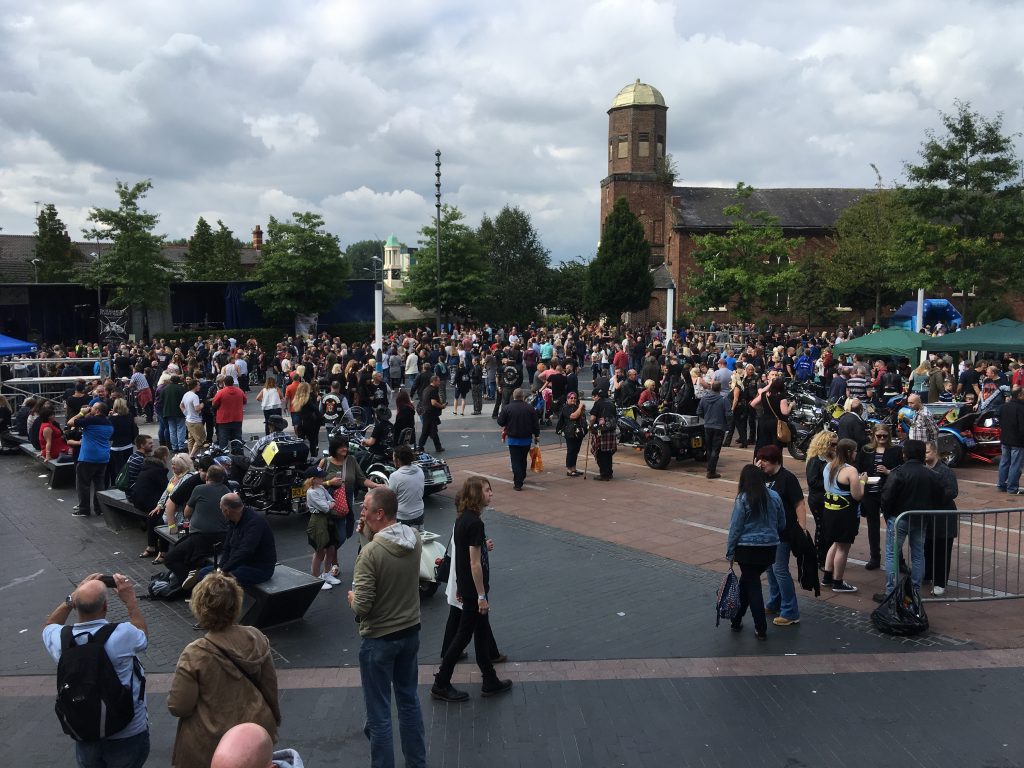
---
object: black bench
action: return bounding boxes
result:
[0,431,29,455]
[20,443,75,488]
[240,565,323,629]
[153,523,186,548]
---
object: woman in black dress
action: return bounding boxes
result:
[749,374,790,457]
[453,359,471,416]
[393,388,417,447]
[556,390,587,476]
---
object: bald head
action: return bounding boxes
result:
[211,723,273,768]
[75,579,108,618]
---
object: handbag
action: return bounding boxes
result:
[766,398,791,444]
[435,530,454,584]
[331,485,350,517]
[715,566,740,627]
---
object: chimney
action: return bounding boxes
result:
[252,225,263,250]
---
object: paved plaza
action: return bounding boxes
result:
[1,403,1022,767]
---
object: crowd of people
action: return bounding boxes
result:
[8,317,1024,764]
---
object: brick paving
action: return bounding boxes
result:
[3,401,1024,767]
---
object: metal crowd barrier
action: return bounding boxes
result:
[893,508,1024,602]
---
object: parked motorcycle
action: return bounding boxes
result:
[419,529,450,597]
[199,437,313,515]
[327,423,452,496]
[643,412,707,469]
[938,410,1001,467]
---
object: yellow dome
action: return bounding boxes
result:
[611,79,666,109]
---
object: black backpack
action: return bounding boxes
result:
[147,569,184,600]
[55,623,144,742]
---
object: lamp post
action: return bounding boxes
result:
[372,255,384,373]
[435,149,442,334]
[665,279,676,346]
[30,258,40,283]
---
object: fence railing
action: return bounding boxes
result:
[893,508,1023,602]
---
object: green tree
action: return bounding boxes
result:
[687,183,802,320]
[904,100,1024,323]
[829,176,938,324]
[182,216,215,280]
[787,247,839,328]
[344,239,386,277]
[33,203,77,282]
[82,179,176,330]
[211,220,243,280]
[544,258,591,322]
[245,212,349,324]
[476,205,551,324]
[403,204,488,321]
[586,197,655,321]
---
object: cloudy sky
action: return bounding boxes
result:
[1,0,1021,261]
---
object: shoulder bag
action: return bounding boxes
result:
[766,397,791,444]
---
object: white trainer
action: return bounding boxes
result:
[932,586,945,597]
[323,573,342,586]
[320,578,334,591]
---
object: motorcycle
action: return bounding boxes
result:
[419,529,450,597]
[327,423,452,497]
[615,403,657,449]
[199,437,313,515]
[643,412,707,469]
[938,410,1001,468]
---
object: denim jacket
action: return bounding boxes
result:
[725,489,785,559]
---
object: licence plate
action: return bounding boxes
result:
[291,486,304,499]
[431,471,448,484]
[691,437,703,448]
[964,437,977,447]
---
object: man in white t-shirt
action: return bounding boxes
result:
[180,378,206,456]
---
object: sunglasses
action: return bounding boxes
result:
[875,433,889,438]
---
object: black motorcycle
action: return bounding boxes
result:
[643,412,707,469]
[786,390,832,461]
[326,423,452,497]
[200,437,313,515]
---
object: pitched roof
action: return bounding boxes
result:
[670,187,870,230]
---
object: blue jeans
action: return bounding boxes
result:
[885,515,925,594]
[998,445,1024,492]
[166,417,186,452]
[766,539,799,620]
[358,632,426,768]
[75,730,150,768]
[196,563,274,587]
[406,373,416,389]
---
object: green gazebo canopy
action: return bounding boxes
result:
[832,328,925,359]
[921,318,1024,353]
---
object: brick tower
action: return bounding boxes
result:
[599,79,670,259]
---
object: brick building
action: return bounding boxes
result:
[600,79,870,326]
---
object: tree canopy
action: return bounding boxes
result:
[904,100,1024,323]
[476,205,551,324]
[403,204,489,322]
[245,212,349,323]
[544,258,590,322]
[82,179,175,313]
[586,197,654,322]
[33,203,78,282]
[344,239,386,277]
[829,180,936,324]
[687,183,802,320]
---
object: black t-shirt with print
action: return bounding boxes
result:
[453,512,488,601]
[764,466,804,537]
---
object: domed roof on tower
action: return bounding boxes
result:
[610,79,666,109]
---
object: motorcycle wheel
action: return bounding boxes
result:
[941,441,965,468]
[787,438,808,462]
[644,440,671,470]
[419,580,439,598]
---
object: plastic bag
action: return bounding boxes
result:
[870,575,929,636]
[529,445,544,473]
[715,567,739,627]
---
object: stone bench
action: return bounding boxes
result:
[97,489,148,531]
[239,564,323,629]
[20,443,75,488]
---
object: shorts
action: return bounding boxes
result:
[822,504,860,545]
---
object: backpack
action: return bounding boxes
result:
[881,371,902,393]
[114,461,131,492]
[147,569,184,600]
[435,360,447,377]
[55,623,144,742]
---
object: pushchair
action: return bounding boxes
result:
[528,389,555,426]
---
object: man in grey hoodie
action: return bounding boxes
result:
[697,380,731,479]
[348,487,426,768]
